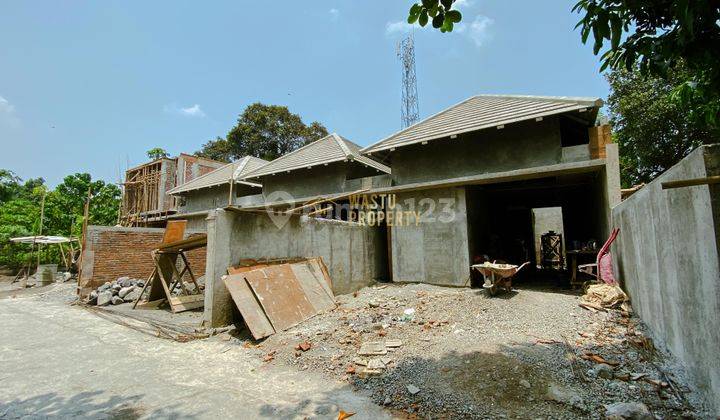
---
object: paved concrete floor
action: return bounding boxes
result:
[0,285,388,419]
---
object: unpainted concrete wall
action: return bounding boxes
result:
[389,118,562,185]
[532,207,564,267]
[262,162,348,199]
[611,145,720,414]
[390,187,470,286]
[203,209,386,326]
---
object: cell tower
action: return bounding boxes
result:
[397,34,419,129]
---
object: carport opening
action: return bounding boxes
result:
[466,173,604,289]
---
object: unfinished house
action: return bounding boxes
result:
[166,156,267,230]
[201,95,622,327]
[360,95,621,287]
[120,154,225,227]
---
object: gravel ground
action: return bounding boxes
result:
[239,282,711,419]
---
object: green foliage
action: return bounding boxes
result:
[196,103,329,162]
[146,147,169,160]
[573,0,720,127]
[407,0,463,32]
[0,172,120,269]
[606,64,714,187]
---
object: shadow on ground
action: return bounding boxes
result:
[0,390,197,419]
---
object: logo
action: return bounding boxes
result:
[263,190,295,229]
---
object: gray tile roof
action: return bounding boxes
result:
[167,156,266,195]
[361,94,603,154]
[240,133,391,180]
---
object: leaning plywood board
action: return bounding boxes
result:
[223,274,275,340]
[291,260,335,313]
[244,265,318,332]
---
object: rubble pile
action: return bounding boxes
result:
[243,283,708,418]
[86,277,144,306]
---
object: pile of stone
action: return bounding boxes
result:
[87,276,144,306]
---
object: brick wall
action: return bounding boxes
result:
[78,226,206,297]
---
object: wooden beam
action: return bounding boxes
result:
[661,176,720,190]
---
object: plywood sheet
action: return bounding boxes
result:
[162,220,187,244]
[244,265,317,332]
[291,261,335,313]
[228,264,269,275]
[223,274,275,339]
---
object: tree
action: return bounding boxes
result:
[146,148,169,160]
[195,137,232,162]
[607,64,714,187]
[573,0,720,128]
[407,0,463,32]
[0,169,21,203]
[196,103,329,162]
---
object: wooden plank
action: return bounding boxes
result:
[162,220,187,244]
[244,265,317,332]
[661,175,720,190]
[223,274,275,339]
[291,261,335,313]
[135,299,166,309]
[169,294,204,313]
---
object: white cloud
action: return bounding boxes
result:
[386,20,414,35]
[164,103,206,118]
[0,96,15,114]
[329,8,339,21]
[467,15,494,47]
[0,95,20,128]
[453,0,473,9]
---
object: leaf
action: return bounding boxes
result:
[445,10,462,23]
[421,0,436,8]
[409,3,422,16]
[610,14,622,50]
[440,0,452,9]
[441,19,454,32]
[419,10,429,26]
[408,12,419,24]
[432,13,444,28]
[428,3,439,17]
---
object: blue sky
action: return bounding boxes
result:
[0,1,609,187]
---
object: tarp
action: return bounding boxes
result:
[10,236,77,244]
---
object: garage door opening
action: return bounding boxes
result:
[465,172,605,290]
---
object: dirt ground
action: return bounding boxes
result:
[233,281,711,419]
[1,277,712,419]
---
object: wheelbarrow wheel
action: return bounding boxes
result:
[487,284,497,296]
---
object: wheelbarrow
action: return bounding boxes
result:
[471,261,530,296]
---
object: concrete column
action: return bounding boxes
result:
[605,143,622,208]
[203,208,235,327]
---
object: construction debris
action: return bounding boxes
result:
[86,277,145,306]
[581,283,629,310]
[224,257,336,340]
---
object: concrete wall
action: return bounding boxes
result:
[390,118,562,186]
[178,185,230,214]
[611,145,720,414]
[390,187,470,286]
[78,226,206,297]
[204,209,386,327]
[532,207,564,267]
[261,163,348,199]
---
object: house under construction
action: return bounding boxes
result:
[120,154,225,227]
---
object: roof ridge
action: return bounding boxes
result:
[332,133,354,157]
[474,94,602,105]
[360,96,477,153]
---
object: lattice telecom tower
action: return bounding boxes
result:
[397,34,420,129]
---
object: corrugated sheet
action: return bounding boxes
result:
[167,156,266,195]
[241,133,390,180]
[361,94,603,154]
